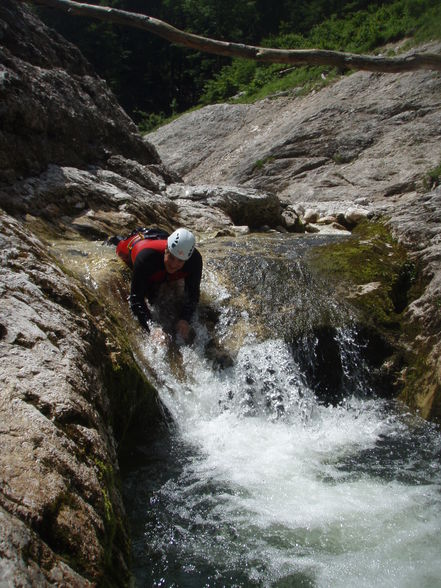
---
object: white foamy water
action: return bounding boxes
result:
[135,329,441,588]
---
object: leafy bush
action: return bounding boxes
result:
[134,110,168,133]
[198,0,441,106]
[200,60,257,105]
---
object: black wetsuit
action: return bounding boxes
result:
[130,247,203,331]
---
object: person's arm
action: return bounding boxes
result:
[130,249,163,331]
[180,250,203,322]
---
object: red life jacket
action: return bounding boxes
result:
[116,235,188,283]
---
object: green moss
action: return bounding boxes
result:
[423,161,441,191]
[93,454,138,587]
[94,459,120,574]
[252,156,275,171]
[95,460,115,515]
[332,153,346,165]
[307,219,441,419]
[308,220,423,334]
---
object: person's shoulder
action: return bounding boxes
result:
[185,248,202,270]
[134,246,163,267]
[193,248,203,266]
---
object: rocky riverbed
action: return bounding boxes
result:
[1,0,440,584]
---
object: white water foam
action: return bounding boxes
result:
[138,329,441,588]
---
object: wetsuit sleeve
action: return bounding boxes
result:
[130,249,163,330]
[180,250,203,322]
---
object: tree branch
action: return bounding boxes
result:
[18,0,441,73]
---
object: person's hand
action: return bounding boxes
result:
[150,326,169,345]
[176,319,191,342]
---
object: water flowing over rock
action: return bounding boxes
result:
[1,0,441,584]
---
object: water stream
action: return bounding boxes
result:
[123,344,441,588]
[52,234,441,588]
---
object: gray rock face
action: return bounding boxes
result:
[0,162,283,238]
[1,505,93,587]
[0,163,178,238]
[0,1,159,185]
[0,1,288,239]
[147,51,441,219]
[148,104,250,178]
[0,211,131,584]
[0,3,163,583]
[1,0,441,584]
[165,183,281,231]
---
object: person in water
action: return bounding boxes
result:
[114,227,202,341]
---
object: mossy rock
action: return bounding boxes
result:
[34,227,163,586]
[399,343,441,423]
[307,219,435,410]
[307,220,424,337]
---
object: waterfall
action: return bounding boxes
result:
[122,235,441,588]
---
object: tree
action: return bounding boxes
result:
[18,0,441,73]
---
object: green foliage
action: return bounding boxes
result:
[199,0,441,106]
[411,0,441,42]
[134,110,168,133]
[201,60,339,105]
[199,59,258,105]
[423,161,441,191]
[307,0,437,52]
[308,220,424,335]
[37,0,441,124]
[252,156,275,171]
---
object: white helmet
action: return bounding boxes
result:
[167,228,195,261]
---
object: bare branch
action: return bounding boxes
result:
[18,0,441,73]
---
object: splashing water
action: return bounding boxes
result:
[125,301,441,588]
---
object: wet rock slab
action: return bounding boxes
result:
[0,211,129,584]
